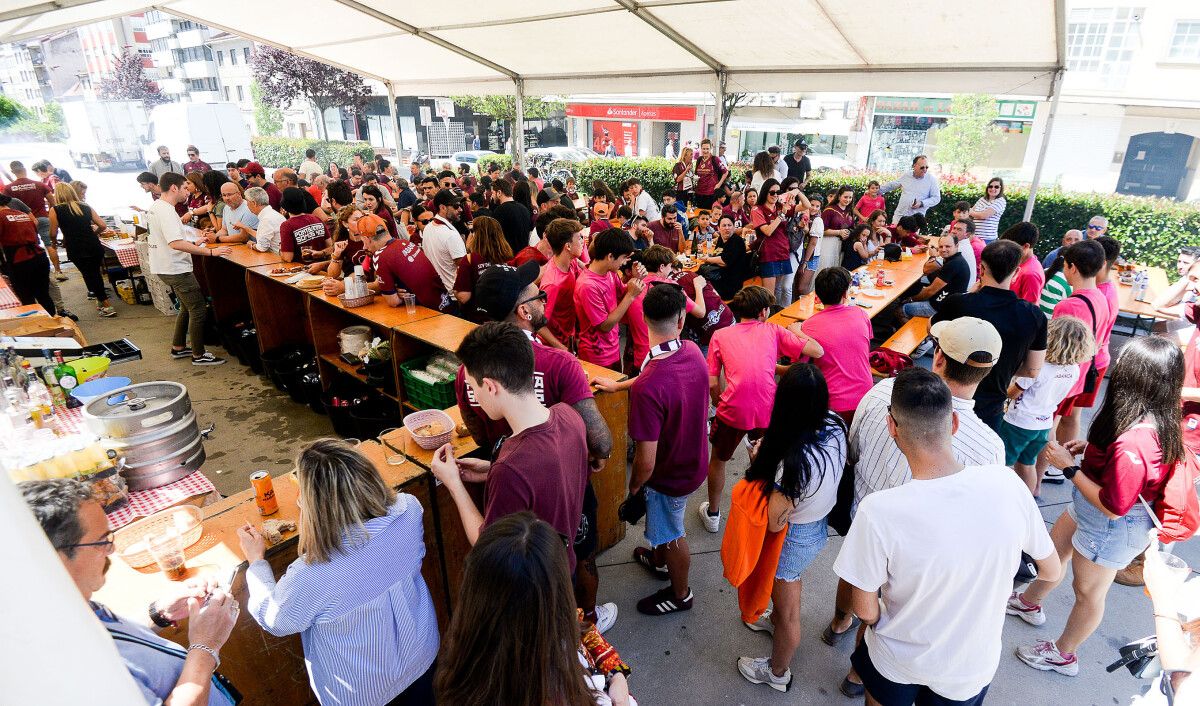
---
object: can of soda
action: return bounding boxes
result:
[251,471,278,516]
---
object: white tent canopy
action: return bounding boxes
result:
[0,0,1064,99]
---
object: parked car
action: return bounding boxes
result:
[524,146,599,183]
[451,150,496,172]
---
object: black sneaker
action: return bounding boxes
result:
[170,347,193,359]
[86,291,97,300]
[191,352,226,366]
[59,308,78,322]
[636,586,693,616]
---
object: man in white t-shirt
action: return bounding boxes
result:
[833,367,1060,705]
[826,316,1007,696]
[146,172,231,365]
[422,189,467,297]
[297,149,323,183]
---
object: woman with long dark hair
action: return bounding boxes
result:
[840,224,874,272]
[361,184,398,238]
[750,178,794,297]
[738,364,846,693]
[969,176,1007,244]
[819,185,855,273]
[181,172,213,227]
[750,151,776,191]
[201,170,231,233]
[1012,336,1184,676]
[436,512,633,706]
[454,215,513,312]
[672,146,696,206]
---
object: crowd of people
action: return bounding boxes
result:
[13,138,1200,706]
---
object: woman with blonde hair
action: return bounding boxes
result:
[48,181,116,317]
[455,215,513,314]
[237,439,439,706]
[672,145,696,207]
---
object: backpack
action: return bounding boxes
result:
[1139,431,1200,543]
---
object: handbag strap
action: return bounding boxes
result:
[1069,292,1101,370]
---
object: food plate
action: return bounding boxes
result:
[270,265,305,277]
[295,275,324,290]
[859,288,885,298]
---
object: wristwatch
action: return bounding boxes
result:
[1062,465,1080,480]
[148,601,175,628]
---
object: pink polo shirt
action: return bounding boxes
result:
[707,320,810,430]
[1096,280,1120,369]
[1011,256,1045,305]
[1052,286,1112,396]
[800,304,874,413]
[574,267,625,366]
[541,258,582,344]
[624,273,695,368]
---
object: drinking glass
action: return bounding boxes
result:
[377,428,407,466]
[147,529,188,580]
[403,294,417,314]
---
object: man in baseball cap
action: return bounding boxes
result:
[929,316,1002,368]
[239,161,280,210]
[473,261,542,323]
[354,211,453,313]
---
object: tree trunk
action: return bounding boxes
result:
[314,104,327,140]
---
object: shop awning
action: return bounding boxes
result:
[0,0,1065,98]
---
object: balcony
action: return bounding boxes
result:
[144,20,174,41]
[180,60,218,80]
[175,29,209,49]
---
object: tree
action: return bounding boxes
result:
[97,50,168,107]
[448,95,565,122]
[250,81,283,136]
[717,92,752,146]
[250,46,370,140]
[3,101,64,141]
[0,96,24,130]
[932,94,1005,174]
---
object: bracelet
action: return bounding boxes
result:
[188,643,220,669]
[148,601,176,628]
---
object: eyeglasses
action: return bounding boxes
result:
[916,165,928,170]
[768,190,780,195]
[1087,224,1104,230]
[515,290,547,308]
[56,531,115,553]
[987,185,1001,189]
[418,217,433,224]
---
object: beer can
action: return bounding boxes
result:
[251,471,278,516]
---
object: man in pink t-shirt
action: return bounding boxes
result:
[541,218,586,347]
[1002,221,1044,304]
[623,245,709,373]
[573,228,643,367]
[1043,240,1113,483]
[700,285,824,532]
[801,267,874,425]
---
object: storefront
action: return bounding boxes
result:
[867,96,1037,173]
[726,104,854,166]
[566,103,701,157]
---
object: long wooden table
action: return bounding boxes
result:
[771,251,931,325]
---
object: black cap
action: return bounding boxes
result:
[432,188,464,209]
[795,140,808,150]
[473,261,540,321]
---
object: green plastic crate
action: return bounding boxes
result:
[399,356,457,410]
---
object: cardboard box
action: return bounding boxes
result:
[0,314,87,345]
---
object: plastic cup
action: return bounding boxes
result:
[402,293,417,315]
[378,428,407,466]
[147,529,188,580]
[1145,548,1190,598]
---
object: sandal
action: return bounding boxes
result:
[821,613,860,646]
[633,547,670,581]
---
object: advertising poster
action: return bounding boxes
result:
[591,120,637,157]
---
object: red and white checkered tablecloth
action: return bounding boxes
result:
[103,238,140,268]
[106,470,218,529]
[54,402,84,434]
[0,281,21,310]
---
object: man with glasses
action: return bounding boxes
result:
[20,478,240,706]
[1085,214,1108,238]
[783,140,811,187]
[880,155,941,224]
[826,318,1006,698]
[182,145,211,174]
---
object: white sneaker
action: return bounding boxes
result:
[744,608,774,635]
[593,602,617,634]
[738,656,791,692]
[698,501,720,533]
[1043,467,1065,484]
[1016,640,1079,676]
[1006,591,1046,626]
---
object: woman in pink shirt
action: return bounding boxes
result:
[700,285,823,533]
[852,180,885,223]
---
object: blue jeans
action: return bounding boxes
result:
[903,300,937,318]
[1067,485,1154,570]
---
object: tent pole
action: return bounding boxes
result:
[514,78,526,171]
[713,70,726,144]
[1024,68,1064,221]
[386,82,402,160]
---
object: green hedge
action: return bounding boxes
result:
[476,154,512,173]
[552,155,1199,273]
[250,137,374,170]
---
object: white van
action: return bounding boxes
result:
[141,102,253,168]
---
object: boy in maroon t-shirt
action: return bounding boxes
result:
[432,322,615,631]
[357,214,453,312]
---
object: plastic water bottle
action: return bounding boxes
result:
[1134,271,1149,302]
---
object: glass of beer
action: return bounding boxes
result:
[147,529,188,580]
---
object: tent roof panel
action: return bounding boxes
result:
[312,34,507,82]
[369,0,617,29]
[167,0,387,47]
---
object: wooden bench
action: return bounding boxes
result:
[873,317,931,377]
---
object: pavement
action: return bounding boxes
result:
[55,230,1192,705]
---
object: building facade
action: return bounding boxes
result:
[144,10,220,102]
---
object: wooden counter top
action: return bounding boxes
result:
[210,243,285,269]
[777,257,926,323]
[308,289,443,327]
[1119,266,1177,320]
[394,314,479,352]
[379,406,478,468]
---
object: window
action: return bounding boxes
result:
[1065,6,1143,89]
[216,50,223,66]
[243,47,250,62]
[224,86,231,101]
[1169,21,1200,61]
[190,77,218,92]
[236,85,244,102]
[230,50,237,66]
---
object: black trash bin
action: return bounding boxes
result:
[261,345,314,391]
[321,379,372,437]
[349,396,402,440]
[238,327,262,374]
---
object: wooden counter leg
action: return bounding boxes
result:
[592,389,629,553]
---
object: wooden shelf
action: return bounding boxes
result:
[319,353,399,401]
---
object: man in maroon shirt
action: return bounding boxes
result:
[432,322,614,631]
[4,160,62,279]
[240,162,281,210]
[693,138,728,210]
[647,204,685,252]
[0,194,54,313]
[358,214,454,312]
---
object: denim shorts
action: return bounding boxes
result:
[644,486,688,548]
[1066,485,1154,570]
[775,517,828,582]
[804,252,821,272]
[759,259,793,278]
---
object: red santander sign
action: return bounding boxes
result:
[566,103,697,122]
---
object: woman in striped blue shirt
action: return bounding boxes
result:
[237,439,439,706]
